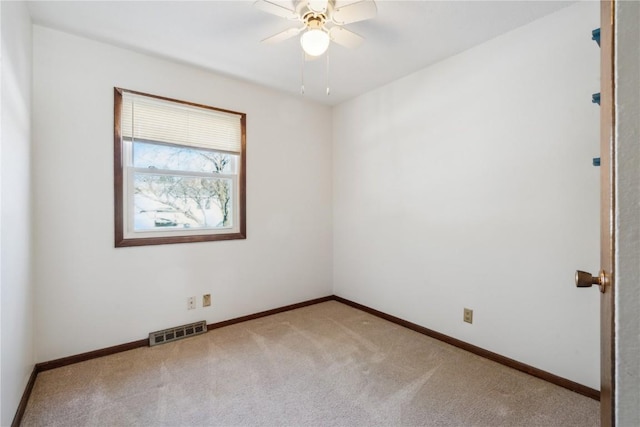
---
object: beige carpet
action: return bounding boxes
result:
[21,301,599,426]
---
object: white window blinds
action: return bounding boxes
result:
[121,91,242,154]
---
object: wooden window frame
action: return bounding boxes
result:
[114,88,246,247]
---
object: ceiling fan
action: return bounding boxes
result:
[254,0,377,58]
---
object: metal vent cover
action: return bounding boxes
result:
[149,320,207,346]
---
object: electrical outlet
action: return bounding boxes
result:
[188,296,196,310]
[203,294,211,307]
[463,308,473,324]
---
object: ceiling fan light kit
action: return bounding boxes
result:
[255,0,377,94]
[300,11,329,56]
[300,29,330,56]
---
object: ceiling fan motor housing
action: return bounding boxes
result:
[304,13,326,30]
[295,0,337,18]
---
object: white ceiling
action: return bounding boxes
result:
[27,0,575,105]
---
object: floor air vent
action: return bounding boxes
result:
[149,320,207,346]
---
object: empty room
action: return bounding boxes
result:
[2,0,639,426]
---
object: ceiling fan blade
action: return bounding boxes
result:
[262,26,304,43]
[328,26,364,49]
[332,0,377,25]
[308,0,328,13]
[253,0,298,20]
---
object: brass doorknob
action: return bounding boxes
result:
[575,270,608,293]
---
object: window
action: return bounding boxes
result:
[114,88,246,247]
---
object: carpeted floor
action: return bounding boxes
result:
[21,301,599,426]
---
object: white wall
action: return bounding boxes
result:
[1,1,34,425]
[32,26,333,362]
[615,1,640,424]
[333,2,600,389]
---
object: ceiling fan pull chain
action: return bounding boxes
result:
[301,50,306,95]
[326,48,331,96]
